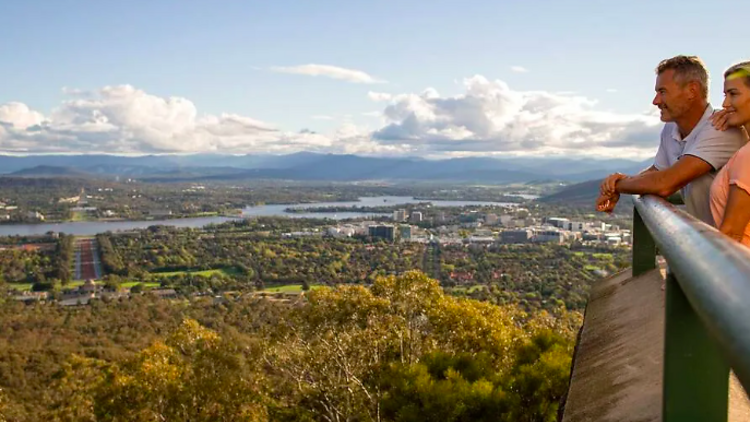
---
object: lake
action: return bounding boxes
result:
[0,196,520,236]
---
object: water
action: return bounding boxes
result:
[0,196,518,236]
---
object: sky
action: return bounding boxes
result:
[1,0,749,159]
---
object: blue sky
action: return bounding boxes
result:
[1,0,749,157]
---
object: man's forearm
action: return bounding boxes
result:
[615,171,676,197]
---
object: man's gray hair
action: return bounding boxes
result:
[656,55,709,99]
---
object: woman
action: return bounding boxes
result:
[709,61,750,245]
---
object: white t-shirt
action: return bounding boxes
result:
[654,105,746,225]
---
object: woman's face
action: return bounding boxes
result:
[722,75,750,127]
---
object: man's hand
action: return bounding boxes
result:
[596,193,620,213]
[709,108,732,131]
[600,173,628,197]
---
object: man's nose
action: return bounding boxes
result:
[652,94,661,106]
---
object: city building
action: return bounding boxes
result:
[393,209,407,222]
[533,229,565,244]
[410,211,423,223]
[606,236,622,246]
[501,229,533,244]
[546,217,570,228]
[26,211,45,221]
[369,224,395,241]
[484,213,499,225]
[399,225,412,240]
[564,221,587,232]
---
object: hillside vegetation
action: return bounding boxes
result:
[0,271,578,422]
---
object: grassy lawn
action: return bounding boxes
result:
[592,253,613,259]
[262,284,325,293]
[584,265,602,271]
[121,282,162,289]
[150,267,242,278]
[10,280,86,292]
[573,252,585,257]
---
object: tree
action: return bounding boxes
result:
[51,320,269,422]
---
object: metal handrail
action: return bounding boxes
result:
[633,194,750,421]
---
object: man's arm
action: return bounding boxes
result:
[614,155,712,198]
[640,165,658,174]
[719,185,750,243]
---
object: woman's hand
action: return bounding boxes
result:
[710,109,733,131]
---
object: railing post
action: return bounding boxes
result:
[663,272,729,421]
[632,205,656,276]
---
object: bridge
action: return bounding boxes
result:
[560,195,750,422]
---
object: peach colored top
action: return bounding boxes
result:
[710,143,750,247]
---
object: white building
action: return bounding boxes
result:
[410,211,423,223]
[546,217,570,228]
[393,209,407,222]
[26,211,45,221]
[484,213,499,225]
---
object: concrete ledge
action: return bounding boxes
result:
[562,269,664,422]
[561,268,750,422]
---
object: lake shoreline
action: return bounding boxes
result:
[0,196,520,237]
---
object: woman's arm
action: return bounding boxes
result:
[719,185,750,243]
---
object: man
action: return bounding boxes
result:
[597,55,746,225]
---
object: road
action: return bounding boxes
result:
[74,238,102,280]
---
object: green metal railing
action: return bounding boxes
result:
[633,195,750,421]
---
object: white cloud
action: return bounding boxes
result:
[270,64,385,84]
[0,85,398,156]
[371,75,661,157]
[0,79,663,159]
[511,66,529,73]
[311,115,335,120]
[606,88,618,93]
[367,91,393,102]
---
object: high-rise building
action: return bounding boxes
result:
[410,211,423,223]
[369,225,395,241]
[399,225,412,240]
[393,209,407,222]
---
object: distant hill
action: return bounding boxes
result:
[537,178,634,207]
[10,165,93,178]
[0,152,654,184]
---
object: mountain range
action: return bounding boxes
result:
[0,152,653,184]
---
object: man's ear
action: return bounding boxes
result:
[687,81,701,100]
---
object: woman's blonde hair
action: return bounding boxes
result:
[724,61,750,87]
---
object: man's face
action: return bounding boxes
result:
[722,76,750,127]
[652,69,692,122]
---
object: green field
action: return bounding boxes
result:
[121,282,162,289]
[150,267,242,278]
[262,284,325,294]
[9,280,164,292]
[10,280,86,292]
